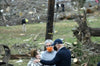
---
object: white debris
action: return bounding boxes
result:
[20,33,25,36]
[64,42,73,48]
[0,60,2,62]
[40,22,43,24]
[6,25,9,27]
[73,42,78,45]
[0,9,4,13]
[39,43,44,45]
[37,16,40,20]
[80,7,86,10]
[16,59,23,63]
[33,8,37,13]
[23,37,32,41]
[11,0,14,2]
[60,38,64,41]
[73,58,78,63]
[28,11,34,14]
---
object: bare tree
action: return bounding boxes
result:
[45,0,55,40]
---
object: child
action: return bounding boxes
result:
[27,49,42,66]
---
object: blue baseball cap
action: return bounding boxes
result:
[51,39,63,46]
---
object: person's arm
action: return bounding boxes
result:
[40,52,62,65]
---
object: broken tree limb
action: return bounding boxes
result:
[89,28,100,36]
[34,33,41,41]
[4,0,10,6]
[10,54,31,59]
[81,59,89,66]
[0,44,12,66]
[1,53,31,59]
[33,28,44,41]
[72,10,93,45]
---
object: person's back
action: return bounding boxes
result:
[97,62,100,66]
[22,19,26,24]
[56,47,71,66]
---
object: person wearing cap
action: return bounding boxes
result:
[41,39,57,66]
[34,39,71,66]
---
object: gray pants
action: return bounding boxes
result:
[22,24,26,32]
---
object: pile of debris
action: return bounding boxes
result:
[0,0,48,26]
[0,0,100,26]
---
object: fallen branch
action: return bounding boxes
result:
[10,54,31,59]
[34,32,41,41]
[33,28,44,41]
[81,59,89,66]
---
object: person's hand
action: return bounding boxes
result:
[84,63,87,66]
[33,59,40,63]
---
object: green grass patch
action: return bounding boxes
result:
[0,18,100,65]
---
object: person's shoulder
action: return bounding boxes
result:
[59,47,66,51]
[52,51,57,54]
[53,51,57,53]
[97,62,100,66]
[41,51,47,55]
[59,47,70,53]
[62,47,69,51]
[64,47,70,52]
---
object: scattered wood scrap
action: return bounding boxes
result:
[10,54,31,59]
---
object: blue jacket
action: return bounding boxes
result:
[40,47,71,66]
[97,62,100,66]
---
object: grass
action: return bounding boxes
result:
[0,23,45,45]
[0,20,78,46]
[87,15,100,43]
[0,15,100,66]
[0,20,78,66]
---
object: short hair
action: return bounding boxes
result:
[45,39,53,45]
[44,39,53,50]
[30,49,38,57]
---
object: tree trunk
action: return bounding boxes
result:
[79,0,86,8]
[90,28,100,36]
[45,0,55,40]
